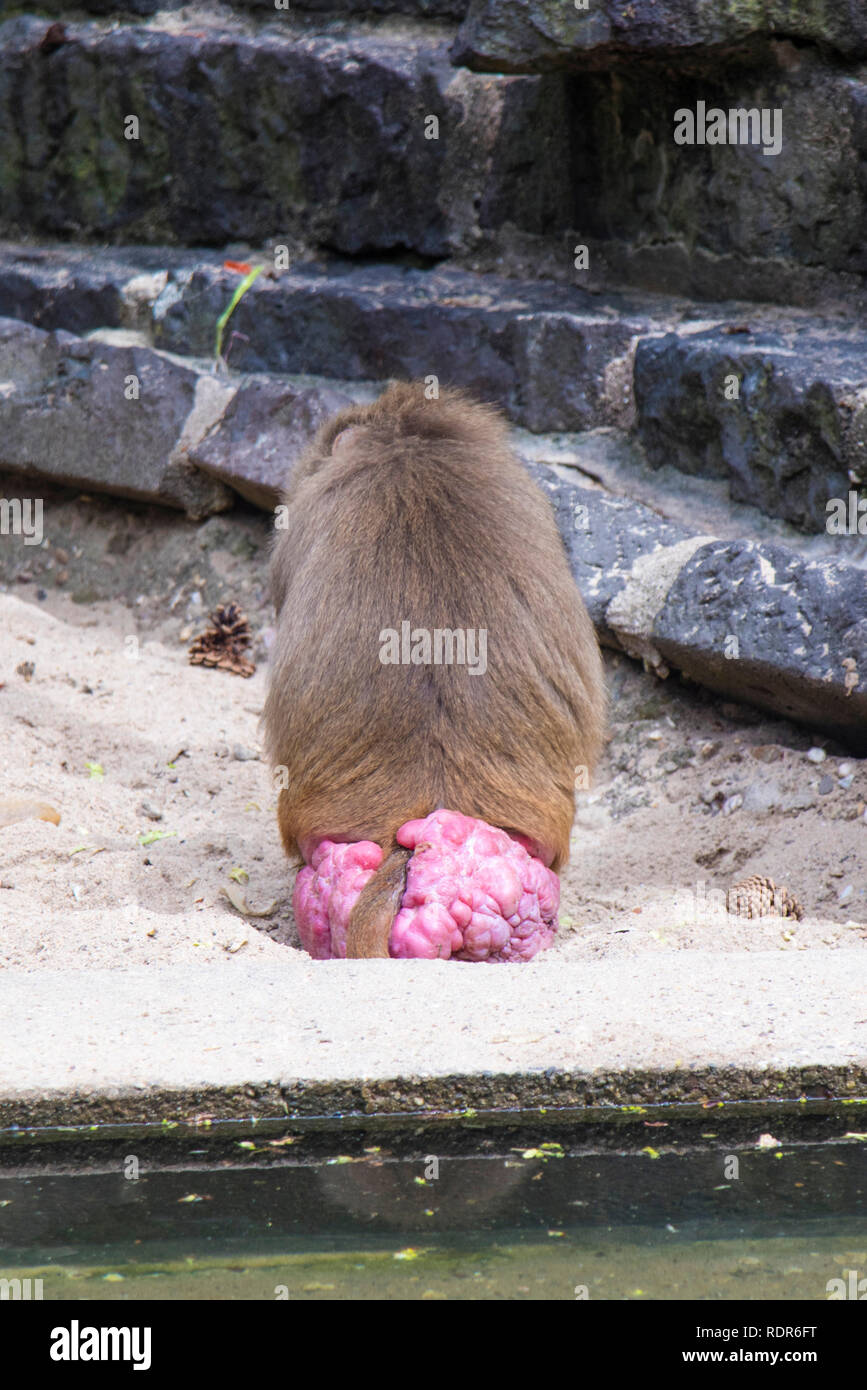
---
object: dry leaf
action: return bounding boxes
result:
[0,798,61,829]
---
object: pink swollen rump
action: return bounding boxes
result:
[292,809,559,961]
[293,839,383,959]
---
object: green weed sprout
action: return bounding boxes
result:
[214,263,264,367]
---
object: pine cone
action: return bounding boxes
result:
[188,602,255,678]
[726,875,804,921]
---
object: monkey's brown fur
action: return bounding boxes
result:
[264,382,606,958]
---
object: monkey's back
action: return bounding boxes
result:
[265,384,605,870]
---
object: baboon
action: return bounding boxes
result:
[265,382,605,957]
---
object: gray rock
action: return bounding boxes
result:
[189,379,355,511]
[0,317,233,519]
[27,0,467,13]
[154,261,653,432]
[457,22,867,288]
[0,243,215,335]
[634,327,867,531]
[742,780,782,814]
[655,540,867,752]
[454,0,867,68]
[0,17,568,255]
[528,464,867,752]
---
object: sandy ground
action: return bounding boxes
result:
[1,485,865,975]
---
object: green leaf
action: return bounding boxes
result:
[215,265,264,363]
[139,829,177,847]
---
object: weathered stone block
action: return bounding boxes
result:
[454,0,867,69]
[529,463,867,751]
[0,17,569,254]
[154,261,652,431]
[188,378,355,510]
[634,326,867,530]
[0,318,233,518]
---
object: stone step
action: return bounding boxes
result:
[454,0,867,67]
[12,0,468,16]
[152,258,660,432]
[530,464,867,753]
[452,4,867,298]
[634,326,867,532]
[0,13,865,297]
[0,243,863,531]
[0,243,663,431]
[0,310,864,748]
[0,13,561,255]
[0,315,363,518]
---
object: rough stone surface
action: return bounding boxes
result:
[189,378,354,509]
[454,35,867,286]
[529,465,867,751]
[0,954,863,1127]
[454,0,867,68]
[654,539,867,748]
[154,261,653,431]
[634,326,867,531]
[0,317,233,518]
[0,243,211,334]
[0,16,568,253]
[11,0,467,14]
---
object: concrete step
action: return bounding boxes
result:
[1,955,864,1125]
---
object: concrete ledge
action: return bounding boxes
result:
[1,953,864,1129]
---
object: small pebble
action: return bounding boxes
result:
[139,802,163,821]
[699,740,721,760]
[838,885,854,905]
[838,762,854,777]
[750,744,782,763]
[818,775,834,795]
[233,745,259,762]
[722,793,743,815]
[838,775,854,790]
[806,747,826,763]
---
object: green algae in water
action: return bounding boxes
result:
[1,1143,864,1301]
[4,1230,867,1302]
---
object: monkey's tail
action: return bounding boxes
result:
[346,843,412,959]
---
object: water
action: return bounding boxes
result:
[1,1139,864,1300]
